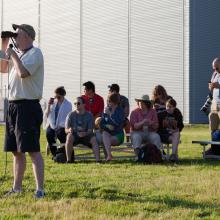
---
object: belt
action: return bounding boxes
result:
[9,99,39,104]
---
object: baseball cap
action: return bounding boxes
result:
[108,84,120,93]
[12,24,35,40]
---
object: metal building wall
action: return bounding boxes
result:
[0,0,39,99]
[189,0,220,123]
[130,0,184,118]
[82,0,128,106]
[40,0,80,101]
[0,0,188,122]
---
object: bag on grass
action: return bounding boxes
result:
[53,147,75,163]
[137,144,162,163]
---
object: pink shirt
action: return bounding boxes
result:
[130,107,158,132]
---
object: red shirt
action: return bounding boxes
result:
[82,94,104,118]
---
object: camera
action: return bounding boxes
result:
[200,93,213,115]
[1,31,17,39]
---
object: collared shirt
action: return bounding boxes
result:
[81,93,104,117]
[9,47,44,100]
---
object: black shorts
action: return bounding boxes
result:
[73,133,94,148]
[4,99,43,153]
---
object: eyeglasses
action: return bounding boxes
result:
[74,102,81,106]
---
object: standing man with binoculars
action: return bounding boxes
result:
[209,58,220,132]
[3,24,45,198]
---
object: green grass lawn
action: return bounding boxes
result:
[0,125,220,220]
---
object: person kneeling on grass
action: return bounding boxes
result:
[100,93,125,161]
[157,98,184,162]
[65,97,100,163]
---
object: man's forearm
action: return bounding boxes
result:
[11,54,30,78]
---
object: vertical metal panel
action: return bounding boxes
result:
[184,0,190,123]
[1,0,39,99]
[41,0,80,101]
[130,0,184,115]
[82,0,128,104]
[3,0,39,45]
[190,0,220,123]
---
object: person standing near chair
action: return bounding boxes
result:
[209,58,220,131]
[44,86,72,157]
[4,24,45,198]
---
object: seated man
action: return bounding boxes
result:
[65,97,100,163]
[130,94,161,156]
[108,84,130,142]
[81,81,104,120]
[44,86,72,157]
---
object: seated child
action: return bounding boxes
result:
[158,98,184,162]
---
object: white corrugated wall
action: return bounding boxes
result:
[0,0,188,121]
[130,0,184,115]
[0,0,39,99]
[41,0,80,101]
[82,0,128,106]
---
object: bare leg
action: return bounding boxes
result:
[29,152,44,191]
[90,136,100,161]
[171,131,180,156]
[65,133,74,162]
[12,152,26,191]
[102,131,113,160]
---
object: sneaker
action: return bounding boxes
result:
[170,154,178,162]
[34,190,45,199]
[4,188,22,197]
[66,160,74,164]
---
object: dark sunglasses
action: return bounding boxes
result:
[74,102,81,106]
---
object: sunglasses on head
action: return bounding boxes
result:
[74,102,81,106]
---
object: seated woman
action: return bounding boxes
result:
[130,94,161,156]
[100,93,125,161]
[44,86,72,157]
[157,98,184,162]
[151,85,172,113]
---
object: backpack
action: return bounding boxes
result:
[211,130,220,155]
[137,144,163,163]
[53,147,75,163]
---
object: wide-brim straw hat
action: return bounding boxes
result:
[135,94,152,102]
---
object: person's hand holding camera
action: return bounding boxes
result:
[5,47,16,60]
[171,120,177,129]
[209,82,220,90]
[48,97,54,106]
[163,119,169,128]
